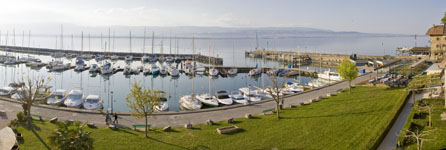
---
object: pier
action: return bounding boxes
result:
[0,45,223,65]
[203,66,318,77]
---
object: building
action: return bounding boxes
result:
[396,47,430,56]
[426,24,446,59]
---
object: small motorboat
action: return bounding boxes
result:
[196,93,219,107]
[150,55,158,63]
[47,89,68,106]
[166,56,174,62]
[83,95,103,110]
[267,69,280,75]
[174,56,182,63]
[123,66,132,75]
[0,87,15,97]
[143,66,151,75]
[214,90,233,105]
[230,91,249,104]
[142,55,151,63]
[89,64,100,73]
[64,88,84,108]
[95,55,105,61]
[179,95,202,110]
[317,70,342,81]
[74,59,86,72]
[110,55,120,60]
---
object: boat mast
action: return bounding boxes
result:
[81,32,83,54]
[151,32,154,55]
[297,46,301,84]
[129,31,132,54]
[192,37,195,97]
[169,36,172,55]
[60,25,63,50]
[209,45,211,97]
[143,28,146,55]
[108,28,111,57]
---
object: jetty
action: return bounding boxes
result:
[0,45,223,65]
[203,66,318,77]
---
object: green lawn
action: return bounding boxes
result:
[397,98,446,149]
[15,86,408,150]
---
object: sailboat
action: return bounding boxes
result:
[208,45,219,76]
[154,91,169,111]
[151,63,160,75]
[95,33,105,61]
[141,29,150,63]
[124,31,133,62]
[179,37,202,110]
[110,31,120,60]
[228,42,238,76]
[248,33,262,76]
[100,61,113,75]
[159,40,168,75]
[184,37,195,75]
[149,32,158,63]
[166,38,174,63]
[196,64,219,107]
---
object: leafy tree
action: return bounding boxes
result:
[336,58,358,93]
[126,81,163,138]
[48,121,93,150]
[266,73,287,120]
[442,12,446,24]
[16,76,51,128]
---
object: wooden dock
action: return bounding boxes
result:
[0,45,223,65]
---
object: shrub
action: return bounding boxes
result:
[16,112,25,123]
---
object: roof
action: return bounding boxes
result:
[426,24,446,36]
[410,47,430,52]
[424,63,442,74]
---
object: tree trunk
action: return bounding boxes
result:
[349,81,352,94]
[276,101,280,120]
[26,103,32,128]
[429,109,432,127]
[145,114,148,138]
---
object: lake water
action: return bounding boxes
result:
[0,35,429,112]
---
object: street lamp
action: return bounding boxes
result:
[110,91,114,113]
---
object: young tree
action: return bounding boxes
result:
[16,76,51,128]
[126,81,163,138]
[337,58,358,93]
[405,128,436,150]
[418,104,433,127]
[266,73,287,120]
[48,121,93,150]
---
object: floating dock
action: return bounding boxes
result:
[0,45,223,65]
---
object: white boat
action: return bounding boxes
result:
[159,65,168,75]
[228,68,237,76]
[0,86,15,97]
[131,67,140,75]
[10,88,24,100]
[168,67,180,77]
[89,64,100,73]
[317,70,342,81]
[142,55,151,63]
[64,89,84,108]
[184,61,194,75]
[284,82,304,93]
[154,91,169,112]
[100,62,113,75]
[239,87,262,102]
[110,55,120,60]
[179,95,202,110]
[80,54,94,60]
[214,90,233,105]
[123,66,132,75]
[158,56,165,62]
[196,94,219,107]
[47,89,68,106]
[4,57,18,65]
[150,56,158,63]
[50,64,68,72]
[95,55,105,61]
[143,66,151,75]
[83,95,103,110]
[230,91,249,104]
[52,52,65,58]
[166,56,174,62]
[248,68,262,76]
[209,68,219,76]
[124,55,133,62]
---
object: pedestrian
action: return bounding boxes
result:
[105,112,110,125]
[113,112,118,124]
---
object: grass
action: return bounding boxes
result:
[397,98,446,150]
[15,86,408,150]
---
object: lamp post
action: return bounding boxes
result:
[110,91,114,113]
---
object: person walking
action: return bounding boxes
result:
[113,112,118,124]
[105,112,110,125]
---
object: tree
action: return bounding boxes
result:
[337,58,359,93]
[405,128,436,150]
[441,12,446,24]
[125,81,163,138]
[48,121,93,150]
[16,76,51,128]
[266,73,287,120]
[418,103,433,127]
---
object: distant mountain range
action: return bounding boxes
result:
[0,24,414,39]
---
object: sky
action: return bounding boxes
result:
[0,0,445,34]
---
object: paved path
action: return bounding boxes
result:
[377,89,432,150]
[0,72,375,129]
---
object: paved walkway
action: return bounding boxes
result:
[377,89,432,150]
[0,72,375,129]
